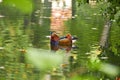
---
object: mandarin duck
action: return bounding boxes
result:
[58,33,72,46]
[50,32,60,45]
[50,34,72,52]
[50,32,73,46]
[50,32,78,52]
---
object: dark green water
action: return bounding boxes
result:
[0,2,120,80]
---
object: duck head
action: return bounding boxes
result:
[50,31,60,46]
[51,32,60,41]
[66,33,72,40]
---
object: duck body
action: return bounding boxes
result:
[58,37,72,46]
[50,32,78,52]
[50,37,72,46]
[50,33,73,46]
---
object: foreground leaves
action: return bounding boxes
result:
[26,48,64,70]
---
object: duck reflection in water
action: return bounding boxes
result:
[50,31,78,52]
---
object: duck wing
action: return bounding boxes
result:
[58,38,72,46]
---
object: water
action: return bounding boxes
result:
[25,6,120,80]
[32,2,111,80]
[0,1,119,80]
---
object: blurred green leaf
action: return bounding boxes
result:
[26,48,64,70]
[2,0,33,14]
[100,63,119,77]
[70,75,97,80]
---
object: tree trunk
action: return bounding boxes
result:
[72,0,76,17]
[99,21,112,49]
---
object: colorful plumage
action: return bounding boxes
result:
[50,31,78,52]
[58,33,72,46]
[50,32,73,46]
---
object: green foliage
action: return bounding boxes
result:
[109,22,120,55]
[65,4,104,54]
[65,3,120,79]
[26,48,64,71]
[99,63,119,77]
[114,10,120,26]
[0,0,119,79]
[0,18,31,79]
[102,0,120,25]
[70,75,98,80]
[1,0,33,14]
[0,0,52,80]
[77,0,89,4]
[88,56,101,70]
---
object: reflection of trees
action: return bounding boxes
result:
[72,0,76,16]
[31,0,51,47]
